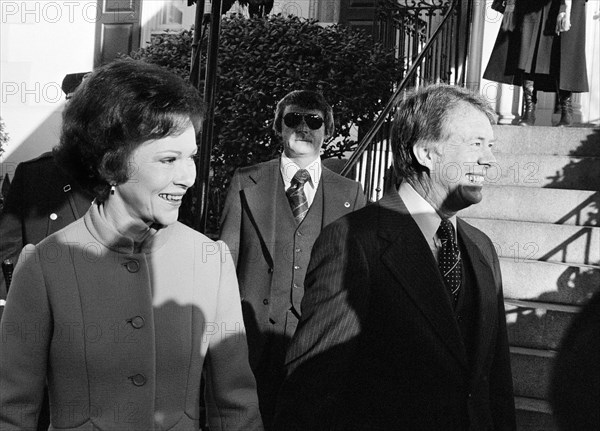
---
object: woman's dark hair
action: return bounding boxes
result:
[392,84,496,181]
[272,90,335,137]
[54,59,204,202]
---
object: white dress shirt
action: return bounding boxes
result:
[398,181,457,263]
[280,155,322,207]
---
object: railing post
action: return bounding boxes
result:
[191,0,223,234]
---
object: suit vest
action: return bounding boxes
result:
[269,174,324,329]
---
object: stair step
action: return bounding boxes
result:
[515,396,553,414]
[461,186,599,227]
[493,125,600,157]
[463,218,600,266]
[510,347,555,400]
[515,397,557,431]
[490,153,600,190]
[500,259,600,305]
[505,299,582,313]
[505,301,576,350]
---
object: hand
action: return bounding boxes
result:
[555,11,571,34]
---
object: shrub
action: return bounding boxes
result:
[129,14,402,233]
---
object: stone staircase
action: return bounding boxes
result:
[461,125,600,431]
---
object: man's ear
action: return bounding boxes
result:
[413,141,434,170]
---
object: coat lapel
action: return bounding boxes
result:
[457,220,498,381]
[377,192,468,368]
[241,160,280,266]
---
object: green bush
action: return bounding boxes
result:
[129,14,402,233]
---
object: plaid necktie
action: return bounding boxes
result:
[437,219,462,305]
[286,169,310,224]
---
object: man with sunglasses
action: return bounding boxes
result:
[220,90,366,429]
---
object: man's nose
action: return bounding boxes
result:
[479,145,496,166]
[297,117,310,131]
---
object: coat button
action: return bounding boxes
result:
[128,316,145,329]
[130,374,146,386]
[344,202,350,208]
[49,213,58,221]
[294,265,300,270]
[124,260,140,273]
[263,299,269,305]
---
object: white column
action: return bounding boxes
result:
[498,84,518,125]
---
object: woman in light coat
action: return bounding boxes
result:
[0,60,263,431]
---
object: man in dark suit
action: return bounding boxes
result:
[275,84,516,431]
[219,90,366,428]
[0,152,92,302]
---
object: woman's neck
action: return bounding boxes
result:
[101,199,156,246]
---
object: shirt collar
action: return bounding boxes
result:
[398,181,456,244]
[280,154,322,187]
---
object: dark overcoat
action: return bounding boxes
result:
[483,0,588,92]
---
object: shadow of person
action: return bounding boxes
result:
[241,301,292,429]
[550,290,600,431]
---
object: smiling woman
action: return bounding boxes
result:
[108,126,198,234]
[0,60,263,431]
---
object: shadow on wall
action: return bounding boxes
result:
[0,107,64,188]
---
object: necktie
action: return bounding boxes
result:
[286,169,311,224]
[437,219,462,305]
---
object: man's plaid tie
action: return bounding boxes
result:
[286,169,310,224]
[437,219,462,305]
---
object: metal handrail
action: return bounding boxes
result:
[340,0,459,178]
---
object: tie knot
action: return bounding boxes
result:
[292,169,311,186]
[437,219,455,242]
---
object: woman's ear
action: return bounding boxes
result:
[413,141,434,170]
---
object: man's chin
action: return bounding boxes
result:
[458,184,484,206]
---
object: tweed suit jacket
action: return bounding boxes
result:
[219,158,366,367]
[275,191,516,431]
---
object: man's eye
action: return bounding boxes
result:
[161,158,176,164]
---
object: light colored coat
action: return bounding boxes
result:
[0,203,263,431]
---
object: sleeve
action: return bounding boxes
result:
[488,240,517,431]
[0,162,28,300]
[274,220,370,430]
[203,241,263,431]
[218,171,243,266]
[0,244,51,430]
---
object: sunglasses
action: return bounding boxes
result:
[283,112,324,130]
